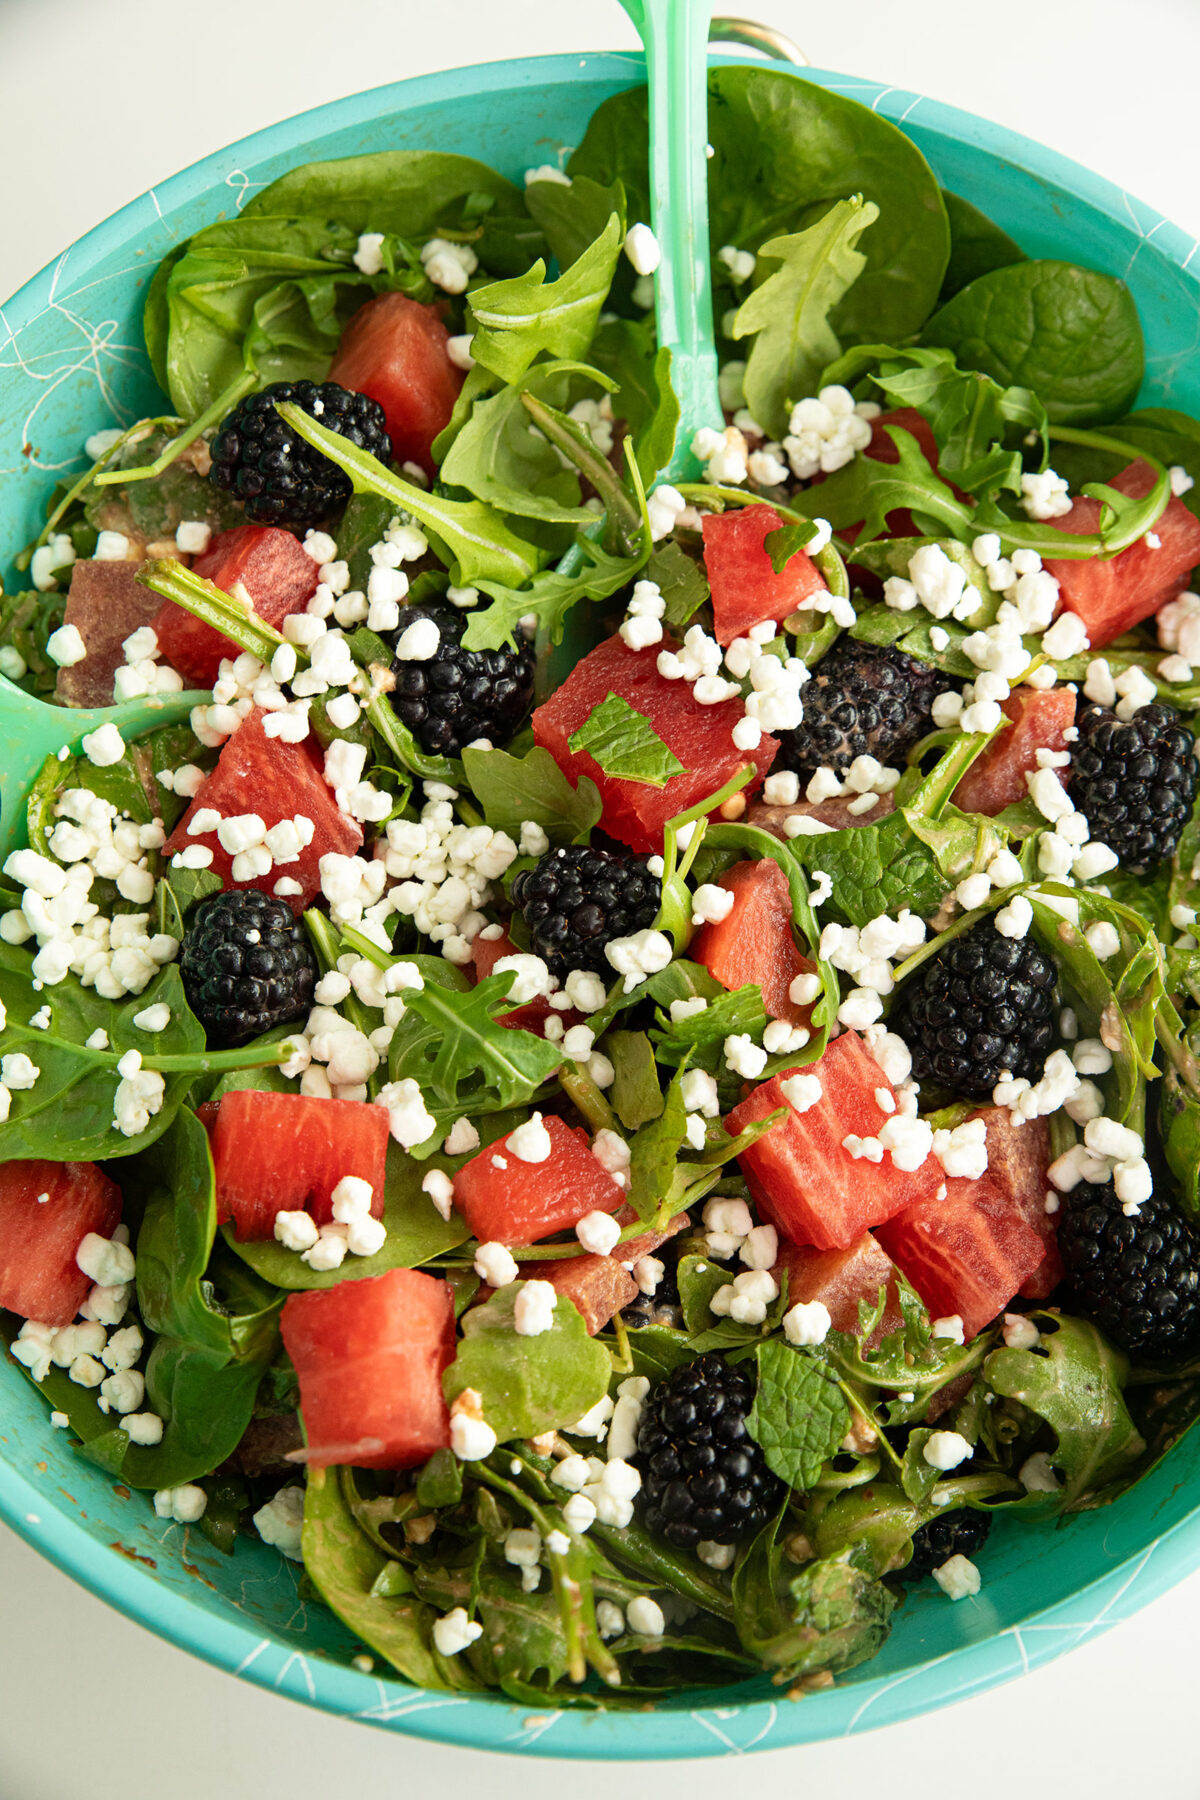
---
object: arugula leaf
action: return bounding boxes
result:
[461,743,600,845]
[922,260,1144,426]
[442,1287,611,1441]
[732,197,877,439]
[764,521,821,576]
[1050,406,1200,521]
[462,534,642,652]
[940,190,1026,302]
[567,694,683,787]
[984,1314,1143,1509]
[389,971,561,1120]
[589,317,681,485]
[439,361,601,527]
[468,213,623,385]
[746,1340,851,1489]
[604,1030,665,1131]
[801,421,975,547]
[277,404,542,587]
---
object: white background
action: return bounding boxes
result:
[4,1,1200,1793]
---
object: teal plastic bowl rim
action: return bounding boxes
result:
[3,49,1200,1758]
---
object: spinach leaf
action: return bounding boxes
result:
[461,744,600,845]
[222,1137,469,1289]
[939,191,1026,302]
[303,1465,462,1689]
[733,196,877,439]
[604,1030,664,1132]
[467,213,623,385]
[0,955,204,1163]
[570,67,950,347]
[243,149,521,237]
[984,1314,1143,1509]
[462,534,642,652]
[389,972,561,1121]
[0,588,65,699]
[922,260,1145,426]
[442,1287,611,1441]
[567,693,683,787]
[746,1340,851,1490]
[524,174,625,272]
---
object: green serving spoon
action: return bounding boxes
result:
[0,674,208,860]
[617,0,725,480]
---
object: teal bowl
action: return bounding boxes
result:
[3,49,1200,1759]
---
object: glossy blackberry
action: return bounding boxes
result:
[1069,702,1198,874]
[209,379,391,527]
[635,1354,783,1550]
[901,1510,992,1582]
[774,637,956,778]
[894,916,1056,1100]
[621,1256,683,1331]
[1058,1180,1200,1359]
[511,846,661,980]
[388,603,535,757]
[180,890,317,1048]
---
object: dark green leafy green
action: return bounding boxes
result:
[604,1030,664,1131]
[588,316,680,484]
[746,1340,851,1490]
[467,213,623,384]
[461,744,600,845]
[439,361,600,526]
[524,174,625,272]
[567,693,683,787]
[733,1519,894,1679]
[243,149,521,236]
[443,1287,611,1441]
[462,535,642,653]
[939,190,1026,302]
[644,537,709,633]
[651,983,767,1072]
[388,971,561,1123]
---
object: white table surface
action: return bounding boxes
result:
[4,2,1200,1793]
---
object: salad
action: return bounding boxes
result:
[5,62,1200,1706]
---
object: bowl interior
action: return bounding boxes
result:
[3,50,1200,1758]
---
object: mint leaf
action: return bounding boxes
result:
[732,196,878,440]
[461,744,600,845]
[651,982,767,1072]
[784,811,947,928]
[443,1286,611,1440]
[747,1340,851,1490]
[567,693,683,788]
[763,521,819,575]
[645,537,709,633]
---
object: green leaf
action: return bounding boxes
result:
[746,1340,851,1490]
[277,404,542,588]
[442,1286,612,1441]
[567,693,683,788]
[468,213,623,385]
[984,1314,1144,1509]
[644,537,710,634]
[733,1520,894,1680]
[784,808,948,928]
[389,972,562,1120]
[763,521,821,576]
[922,260,1145,426]
[222,1137,469,1290]
[604,1030,664,1131]
[650,982,767,1073]
[303,1466,462,1689]
[939,190,1026,302]
[244,148,521,236]
[732,197,877,439]
[803,419,975,548]
[462,534,642,653]
[589,317,681,485]
[524,174,626,271]
[461,744,601,845]
[439,361,600,526]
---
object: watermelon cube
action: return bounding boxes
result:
[1044,459,1200,647]
[875,1174,1047,1340]
[211,1090,389,1239]
[519,1208,689,1333]
[280,1267,454,1469]
[773,1232,904,1343]
[453,1113,625,1246]
[152,524,320,686]
[702,505,828,645]
[689,857,816,1027]
[952,687,1076,816]
[162,707,362,912]
[724,1031,941,1249]
[532,632,778,853]
[969,1108,1061,1299]
[329,293,464,479]
[0,1160,122,1326]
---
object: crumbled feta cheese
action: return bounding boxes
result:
[923,1429,972,1471]
[783,1299,831,1346]
[154,1484,208,1525]
[624,222,661,275]
[514,1279,558,1336]
[933,1554,982,1601]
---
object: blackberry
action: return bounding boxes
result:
[1058,1180,1200,1359]
[511,846,661,980]
[388,603,535,757]
[621,1257,683,1330]
[180,890,317,1047]
[1069,702,1198,873]
[635,1354,783,1549]
[209,379,391,527]
[774,637,956,778]
[900,1510,992,1582]
[895,916,1056,1100]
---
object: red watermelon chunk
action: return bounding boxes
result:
[772,1231,904,1343]
[162,708,362,912]
[517,1208,690,1334]
[702,505,828,645]
[952,687,1076,816]
[453,1113,624,1246]
[329,293,464,479]
[969,1108,1061,1299]
[1044,459,1200,647]
[151,525,320,686]
[876,1174,1047,1340]
[0,1160,122,1326]
[532,632,778,853]
[690,857,816,1027]
[211,1090,389,1239]
[725,1031,941,1250]
[281,1267,454,1469]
